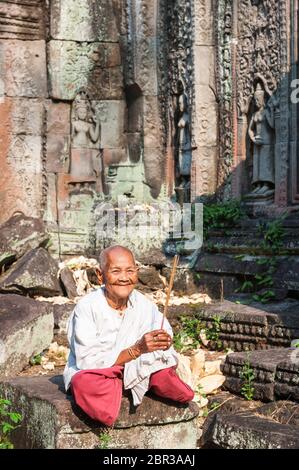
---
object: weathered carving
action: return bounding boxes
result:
[237,0,280,114]
[175,87,192,203]
[216,0,291,206]
[0,40,47,98]
[70,89,103,193]
[51,0,121,43]
[158,0,194,201]
[275,0,289,207]
[48,41,122,101]
[121,0,165,200]
[0,0,45,40]
[245,81,276,200]
[215,0,233,197]
[194,0,214,46]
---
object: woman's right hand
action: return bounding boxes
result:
[135,329,172,354]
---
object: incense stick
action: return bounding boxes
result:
[161,254,179,329]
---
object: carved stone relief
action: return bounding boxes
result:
[51,0,121,43]
[114,0,165,201]
[0,0,45,40]
[243,81,276,203]
[216,0,291,207]
[215,0,233,197]
[194,0,214,46]
[0,98,45,222]
[0,40,47,98]
[48,41,122,101]
[158,0,195,201]
[237,0,280,115]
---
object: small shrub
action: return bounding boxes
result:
[203,200,244,239]
[240,355,255,401]
[97,430,111,449]
[29,354,42,366]
[173,315,203,353]
[0,398,22,449]
[206,316,222,349]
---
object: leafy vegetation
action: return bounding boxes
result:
[258,217,286,253]
[173,315,203,352]
[173,314,223,352]
[29,353,42,366]
[203,200,244,239]
[234,217,287,304]
[240,355,255,401]
[206,315,222,350]
[0,398,22,449]
[97,430,111,449]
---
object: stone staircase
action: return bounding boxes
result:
[194,215,299,299]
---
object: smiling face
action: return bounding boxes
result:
[101,248,138,302]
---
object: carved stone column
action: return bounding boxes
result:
[191,0,218,200]
[0,0,47,223]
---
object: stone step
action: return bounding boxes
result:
[195,253,299,296]
[168,299,299,352]
[202,400,299,449]
[0,375,199,449]
[221,348,299,402]
[203,236,299,255]
[194,253,299,298]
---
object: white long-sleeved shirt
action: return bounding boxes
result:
[63,287,178,405]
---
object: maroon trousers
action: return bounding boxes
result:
[71,366,194,426]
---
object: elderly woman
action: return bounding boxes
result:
[64,246,194,426]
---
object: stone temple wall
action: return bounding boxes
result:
[215,0,298,213]
[0,1,298,257]
[0,0,178,257]
[0,0,48,223]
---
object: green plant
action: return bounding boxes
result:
[195,384,207,399]
[206,316,222,349]
[239,355,255,401]
[232,217,287,305]
[29,353,42,366]
[203,200,244,240]
[236,279,254,293]
[0,398,22,449]
[173,315,203,352]
[258,217,286,253]
[97,430,111,449]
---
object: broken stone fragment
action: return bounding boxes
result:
[0,247,62,297]
[176,353,193,388]
[0,294,54,378]
[222,348,299,402]
[204,360,222,377]
[0,214,48,269]
[60,267,78,299]
[202,401,299,449]
[197,375,226,395]
[137,265,164,290]
[190,349,205,378]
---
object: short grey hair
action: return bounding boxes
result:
[99,245,136,271]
